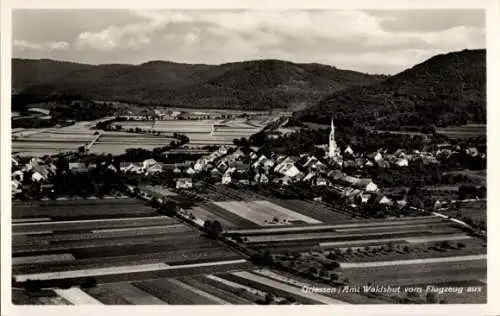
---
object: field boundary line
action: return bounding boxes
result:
[340,254,487,268]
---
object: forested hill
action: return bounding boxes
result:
[12,58,386,111]
[294,49,486,129]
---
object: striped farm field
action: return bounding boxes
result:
[12,288,71,305]
[218,271,346,304]
[13,247,242,275]
[266,198,353,223]
[243,224,458,244]
[339,254,487,268]
[212,200,322,226]
[225,215,445,235]
[12,199,158,220]
[12,254,75,265]
[341,259,486,287]
[12,216,180,234]
[176,276,255,304]
[98,283,168,305]
[202,202,259,228]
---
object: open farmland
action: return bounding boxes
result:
[111,119,265,146]
[22,267,360,305]
[179,183,354,228]
[11,198,250,292]
[11,119,112,156]
[12,198,160,221]
[89,132,174,155]
[213,200,322,226]
[226,215,486,257]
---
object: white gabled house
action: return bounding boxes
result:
[176,178,193,189]
[31,171,45,182]
[142,159,158,169]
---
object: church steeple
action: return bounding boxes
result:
[328,118,337,158]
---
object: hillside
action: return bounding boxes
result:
[295,49,486,128]
[12,58,385,111]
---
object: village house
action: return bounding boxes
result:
[120,162,142,173]
[142,159,158,170]
[222,173,233,184]
[339,175,378,192]
[344,146,355,157]
[145,163,163,174]
[176,178,193,189]
[69,162,88,173]
[254,173,269,184]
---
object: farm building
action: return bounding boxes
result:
[339,175,378,192]
[120,162,142,173]
[176,178,193,189]
[143,159,158,169]
[145,164,163,174]
[344,146,355,156]
[69,162,88,173]
[393,158,409,167]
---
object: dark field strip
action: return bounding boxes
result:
[13,249,241,274]
[13,205,156,219]
[245,227,460,245]
[12,233,207,255]
[13,198,143,208]
[133,278,216,305]
[13,236,220,257]
[192,274,263,303]
[197,274,262,303]
[202,202,260,228]
[13,224,191,245]
[178,276,253,304]
[248,231,460,251]
[46,212,160,221]
[12,216,179,233]
[342,260,486,286]
[228,219,449,237]
[217,273,320,305]
[12,288,65,305]
[225,216,446,235]
[341,247,487,263]
[82,286,132,305]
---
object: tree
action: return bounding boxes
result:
[81,277,97,289]
[23,279,42,293]
[204,220,223,239]
[426,292,438,303]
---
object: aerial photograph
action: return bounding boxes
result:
[9,9,486,305]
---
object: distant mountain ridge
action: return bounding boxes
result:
[12,58,386,111]
[295,49,486,128]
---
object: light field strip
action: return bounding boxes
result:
[54,288,104,305]
[12,216,173,227]
[15,259,247,282]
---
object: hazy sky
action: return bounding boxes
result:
[12,9,485,74]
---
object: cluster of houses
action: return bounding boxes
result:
[11,157,56,194]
